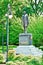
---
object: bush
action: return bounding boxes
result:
[7,53,43,65]
[6,61,27,65]
[0,16,43,47]
[14,54,33,62]
[39,46,43,51]
[8,50,16,61]
[27,58,41,65]
[9,16,43,47]
[0,54,5,63]
[27,56,43,65]
[6,56,42,65]
[8,53,35,62]
[9,18,23,45]
[27,16,43,47]
[14,55,22,61]
[6,61,16,65]
[16,61,27,65]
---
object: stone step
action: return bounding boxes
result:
[14,45,43,57]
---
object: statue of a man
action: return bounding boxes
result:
[22,11,29,33]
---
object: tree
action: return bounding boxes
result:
[0,0,43,46]
[30,0,43,15]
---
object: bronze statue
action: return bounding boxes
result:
[22,11,29,33]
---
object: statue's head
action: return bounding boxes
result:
[23,11,26,15]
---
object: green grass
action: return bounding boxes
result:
[0,45,17,53]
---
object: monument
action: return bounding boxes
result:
[19,11,32,45]
[14,11,43,56]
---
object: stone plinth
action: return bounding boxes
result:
[19,33,32,45]
[14,45,43,57]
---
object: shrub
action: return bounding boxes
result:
[27,16,43,47]
[27,58,41,65]
[0,16,43,47]
[9,16,43,47]
[6,54,43,65]
[8,50,16,61]
[0,54,5,63]
[39,46,43,51]
[6,61,16,65]
[6,61,27,65]
[15,61,27,65]
[14,54,25,61]
[22,56,31,61]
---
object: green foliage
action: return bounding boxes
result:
[27,58,40,65]
[9,17,23,44]
[8,50,16,61]
[27,16,43,47]
[6,61,27,65]
[0,0,43,19]
[30,0,43,15]
[6,61,16,65]
[0,54,5,63]
[39,46,43,51]
[0,45,17,53]
[6,53,43,65]
[0,51,42,65]
[0,0,43,48]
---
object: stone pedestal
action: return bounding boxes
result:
[14,45,43,57]
[14,33,43,57]
[19,33,32,45]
